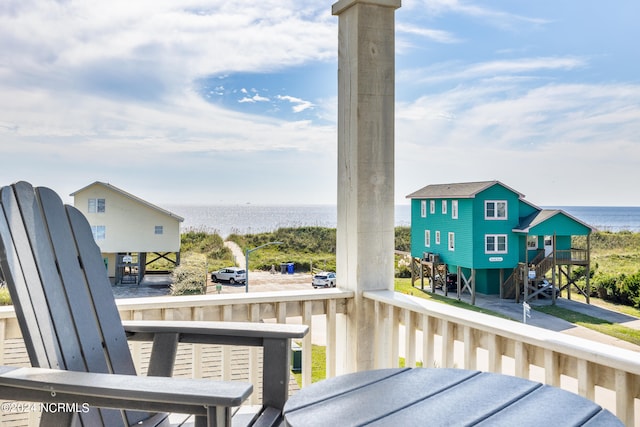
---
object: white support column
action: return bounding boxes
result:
[333,0,400,373]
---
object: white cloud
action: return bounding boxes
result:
[239,93,270,103]
[396,79,640,204]
[276,95,315,113]
[397,23,460,44]
[412,0,550,28]
[399,56,586,86]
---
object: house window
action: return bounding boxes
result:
[527,236,538,249]
[448,232,455,251]
[155,225,164,235]
[442,200,447,215]
[91,225,106,241]
[485,200,507,220]
[486,234,508,253]
[435,231,441,245]
[424,230,431,247]
[421,200,427,218]
[452,200,458,219]
[430,200,435,214]
[88,198,106,213]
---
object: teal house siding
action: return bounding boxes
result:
[407,181,594,296]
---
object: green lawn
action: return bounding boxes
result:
[534,305,640,347]
[293,277,640,385]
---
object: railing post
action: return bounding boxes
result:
[332,0,401,373]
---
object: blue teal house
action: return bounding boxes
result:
[406,181,595,301]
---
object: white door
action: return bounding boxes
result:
[544,235,553,256]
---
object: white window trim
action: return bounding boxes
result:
[442,200,447,215]
[425,230,431,247]
[448,232,455,251]
[527,235,538,249]
[88,198,106,214]
[430,200,435,214]
[435,231,441,245]
[485,200,507,220]
[485,234,508,254]
[421,200,427,218]
[452,200,458,219]
[91,225,106,241]
[155,225,164,235]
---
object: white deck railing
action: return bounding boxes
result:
[1,288,639,426]
[364,290,640,427]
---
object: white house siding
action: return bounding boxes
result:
[71,183,183,278]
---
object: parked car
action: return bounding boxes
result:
[312,272,336,288]
[211,267,246,284]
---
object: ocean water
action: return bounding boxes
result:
[164,204,640,236]
[547,206,640,233]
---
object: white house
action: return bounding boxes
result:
[71,182,184,284]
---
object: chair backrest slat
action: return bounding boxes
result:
[65,202,138,374]
[0,182,155,426]
[0,184,65,369]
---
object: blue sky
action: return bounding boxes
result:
[1,0,639,207]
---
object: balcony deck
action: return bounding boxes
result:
[1,286,639,426]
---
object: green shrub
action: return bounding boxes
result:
[181,230,233,269]
[0,286,11,306]
[593,273,621,300]
[620,272,640,308]
[171,254,207,295]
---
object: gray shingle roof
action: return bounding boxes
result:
[406,180,523,199]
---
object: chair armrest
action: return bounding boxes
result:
[122,320,309,412]
[122,320,308,346]
[0,365,251,416]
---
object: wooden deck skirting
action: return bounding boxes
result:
[2,288,639,426]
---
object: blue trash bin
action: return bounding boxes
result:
[287,262,294,274]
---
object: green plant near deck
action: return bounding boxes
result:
[0,286,11,306]
[170,254,207,296]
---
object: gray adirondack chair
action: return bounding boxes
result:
[0,181,308,427]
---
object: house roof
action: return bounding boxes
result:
[513,209,596,234]
[406,180,524,199]
[70,181,184,222]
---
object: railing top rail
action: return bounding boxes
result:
[364,290,640,375]
[0,289,355,319]
[115,289,355,310]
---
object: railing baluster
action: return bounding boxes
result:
[373,300,382,368]
[544,348,559,387]
[615,370,633,426]
[326,299,337,378]
[404,309,416,368]
[463,326,476,370]
[577,359,595,400]
[221,305,232,381]
[249,304,260,406]
[422,314,434,368]
[441,320,452,368]
[514,341,529,379]
[302,300,313,388]
[390,305,399,368]
[487,333,501,374]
